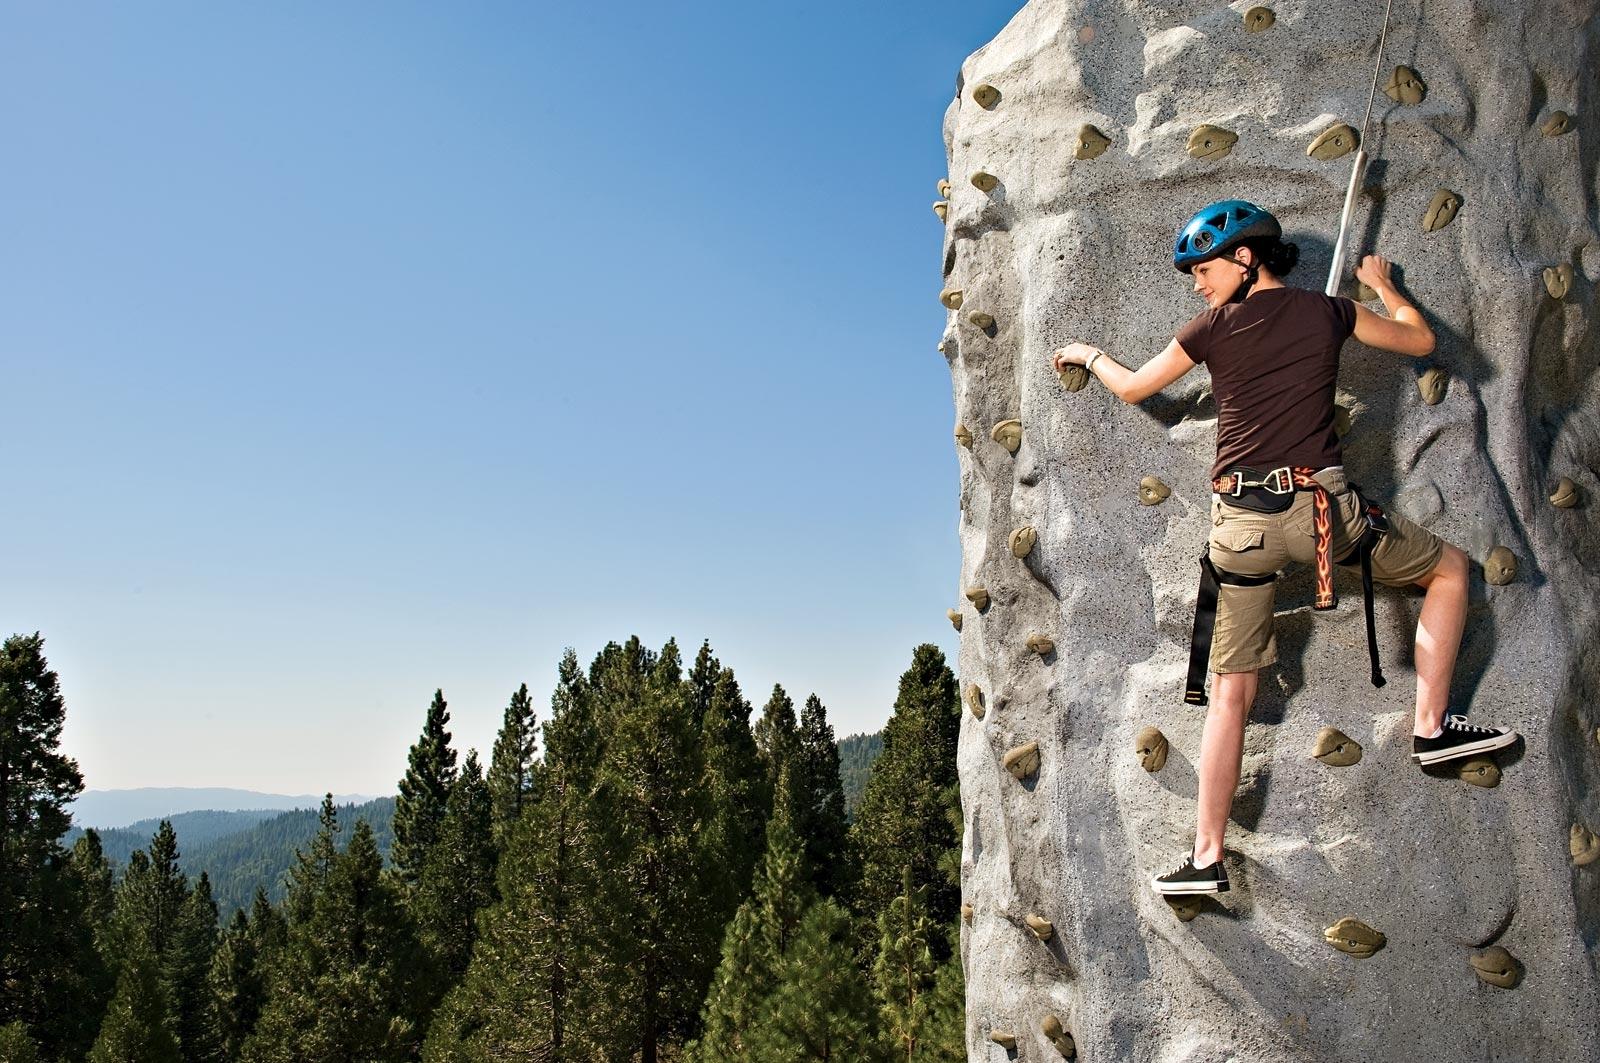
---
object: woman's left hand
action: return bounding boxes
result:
[1051,342,1098,372]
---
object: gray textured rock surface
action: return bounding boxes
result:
[941,2,1599,1059]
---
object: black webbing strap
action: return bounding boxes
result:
[1185,555,1276,706]
[1337,528,1388,690]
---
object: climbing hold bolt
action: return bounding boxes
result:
[1025,633,1055,656]
[1075,124,1111,160]
[971,171,998,192]
[1312,726,1363,766]
[1542,111,1573,137]
[1384,66,1426,105]
[1187,124,1238,161]
[1139,476,1171,506]
[991,419,1022,453]
[1422,189,1462,232]
[1324,917,1386,957]
[1469,946,1524,989]
[1483,546,1517,586]
[1243,6,1275,31]
[1010,526,1037,559]
[1550,477,1581,509]
[1135,726,1169,772]
[972,83,1001,109]
[1003,741,1040,781]
[1456,756,1501,788]
[1544,263,1573,300]
[1418,367,1447,406]
[1025,913,1054,941]
[1308,123,1359,161]
[1041,1014,1077,1057]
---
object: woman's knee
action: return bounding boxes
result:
[1418,543,1469,587]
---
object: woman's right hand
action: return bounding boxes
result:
[1354,254,1393,292]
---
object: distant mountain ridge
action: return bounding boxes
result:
[70,787,378,829]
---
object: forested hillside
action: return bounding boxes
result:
[838,729,885,819]
[67,810,283,863]
[0,632,963,1062]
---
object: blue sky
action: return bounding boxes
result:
[2,2,1024,794]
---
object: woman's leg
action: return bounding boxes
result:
[1193,669,1257,866]
[1410,543,1469,735]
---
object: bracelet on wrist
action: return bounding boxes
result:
[1084,349,1106,374]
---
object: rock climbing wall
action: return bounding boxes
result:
[940,1,1600,1059]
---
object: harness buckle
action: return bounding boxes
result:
[1260,466,1294,495]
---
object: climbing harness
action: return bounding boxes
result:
[1183,467,1390,706]
[1324,0,1398,296]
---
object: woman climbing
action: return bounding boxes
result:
[1050,200,1519,896]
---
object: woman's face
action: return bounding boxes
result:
[1190,253,1252,308]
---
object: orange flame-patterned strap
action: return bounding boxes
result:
[1210,466,1337,610]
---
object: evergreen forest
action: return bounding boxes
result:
[0,630,967,1061]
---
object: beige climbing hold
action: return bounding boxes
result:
[967,310,995,330]
[1422,189,1463,232]
[1483,546,1517,586]
[947,608,963,632]
[1469,946,1524,989]
[1139,476,1171,506]
[1003,741,1041,781]
[1418,367,1448,406]
[1544,263,1574,300]
[1025,633,1055,656]
[1571,823,1600,867]
[1134,726,1169,772]
[1550,477,1581,509]
[1312,726,1363,767]
[965,586,990,610]
[1456,756,1501,788]
[937,178,951,198]
[1542,110,1573,137]
[1058,365,1089,392]
[970,170,998,193]
[1166,896,1203,922]
[990,1031,1018,1050]
[972,83,1001,109]
[1243,6,1275,31]
[1025,913,1054,941]
[1186,124,1238,161]
[1384,65,1426,106]
[1009,525,1037,559]
[1308,123,1359,161]
[1333,404,1352,438]
[1074,124,1112,161]
[1041,1014,1077,1057]
[966,684,986,720]
[961,902,974,922]
[1324,917,1386,958]
[940,288,964,310]
[932,201,949,222]
[991,419,1022,454]
[1356,281,1378,302]
[954,424,973,449]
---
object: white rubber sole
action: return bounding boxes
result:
[1411,729,1518,765]
[1151,879,1230,896]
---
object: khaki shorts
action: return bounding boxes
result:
[1207,467,1445,673]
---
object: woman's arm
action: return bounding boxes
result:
[1052,339,1198,404]
[1351,254,1435,357]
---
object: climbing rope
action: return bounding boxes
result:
[1324,0,1399,296]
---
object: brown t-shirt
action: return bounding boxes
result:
[1175,286,1357,479]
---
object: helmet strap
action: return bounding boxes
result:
[1221,253,1259,303]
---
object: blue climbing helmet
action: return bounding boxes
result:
[1173,199,1282,272]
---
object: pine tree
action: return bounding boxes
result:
[794,694,852,901]
[394,689,459,885]
[88,945,180,1063]
[753,684,800,814]
[170,873,222,1062]
[486,683,538,848]
[746,899,883,1063]
[416,750,497,982]
[873,866,940,1062]
[848,645,961,963]
[0,1022,39,1063]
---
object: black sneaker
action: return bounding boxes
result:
[1411,714,1518,766]
[1151,851,1229,895]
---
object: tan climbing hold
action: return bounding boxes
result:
[961,902,974,922]
[1041,1014,1077,1057]
[967,310,996,329]
[1542,110,1573,137]
[1025,633,1055,656]
[947,608,963,632]
[940,288,964,310]
[1483,546,1517,586]
[991,419,1022,454]
[1550,477,1581,509]
[1003,741,1041,781]
[1418,367,1448,406]
[970,170,998,193]
[1243,6,1275,31]
[1470,946,1524,989]
[937,178,951,198]
[1058,365,1089,392]
[1324,917,1386,958]
[1423,189,1462,232]
[1025,913,1054,941]
[1384,66,1427,106]
[990,1031,1018,1050]
[1075,124,1112,161]
[1139,476,1171,506]
[966,684,986,720]
[1167,896,1203,922]
[954,423,973,449]
[1312,726,1362,767]
[972,83,1001,109]
[1308,123,1359,161]
[1333,404,1352,438]
[1456,756,1501,788]
[1134,726,1169,772]
[1009,525,1037,559]
[1187,124,1238,161]
[965,586,990,610]
[1544,263,1574,300]
[1356,281,1378,302]
[932,201,948,222]
[1571,823,1600,867]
